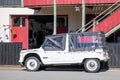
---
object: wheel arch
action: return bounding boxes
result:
[82,58,100,64]
[23,53,42,65]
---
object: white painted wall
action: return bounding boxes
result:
[0,8,34,42]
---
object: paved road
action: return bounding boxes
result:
[0,68,120,80]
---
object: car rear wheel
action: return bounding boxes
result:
[25,57,40,71]
[84,59,100,73]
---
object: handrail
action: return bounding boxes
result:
[76,0,120,33]
[97,4,120,23]
[0,25,10,35]
[86,3,120,31]
[0,25,10,41]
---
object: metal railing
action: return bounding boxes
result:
[76,0,120,33]
[0,25,10,42]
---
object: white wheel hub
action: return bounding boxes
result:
[86,60,98,71]
[27,59,38,70]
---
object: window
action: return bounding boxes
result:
[43,35,65,51]
[13,17,25,27]
[69,33,99,51]
[57,16,68,27]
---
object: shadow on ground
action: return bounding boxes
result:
[22,66,109,72]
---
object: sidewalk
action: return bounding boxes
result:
[0,65,25,69]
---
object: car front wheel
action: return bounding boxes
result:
[25,57,40,71]
[84,59,100,73]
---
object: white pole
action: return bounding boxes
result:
[21,0,24,7]
[53,0,57,35]
[82,0,85,32]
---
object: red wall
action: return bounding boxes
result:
[89,9,120,33]
[24,0,118,7]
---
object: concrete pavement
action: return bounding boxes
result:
[0,65,120,71]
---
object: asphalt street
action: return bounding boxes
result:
[0,68,120,80]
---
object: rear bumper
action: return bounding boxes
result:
[100,56,110,62]
[104,57,110,62]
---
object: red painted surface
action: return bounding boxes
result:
[77,36,97,43]
[57,27,68,34]
[11,16,28,49]
[89,9,120,33]
[24,0,118,7]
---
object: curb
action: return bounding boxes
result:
[0,65,25,69]
[109,68,120,71]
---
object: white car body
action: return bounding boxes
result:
[19,32,109,72]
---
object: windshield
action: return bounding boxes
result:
[43,35,65,51]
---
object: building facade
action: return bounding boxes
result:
[0,0,120,49]
[0,0,34,49]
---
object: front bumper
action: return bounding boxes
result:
[19,62,24,67]
[19,53,25,66]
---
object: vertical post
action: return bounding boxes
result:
[21,0,24,7]
[82,0,85,32]
[53,0,57,35]
[93,19,96,32]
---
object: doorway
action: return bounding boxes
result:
[28,15,53,49]
[11,15,68,49]
[28,15,68,49]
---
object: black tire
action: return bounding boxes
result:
[84,59,100,73]
[25,57,41,71]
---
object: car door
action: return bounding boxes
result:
[42,35,66,64]
[68,33,84,63]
